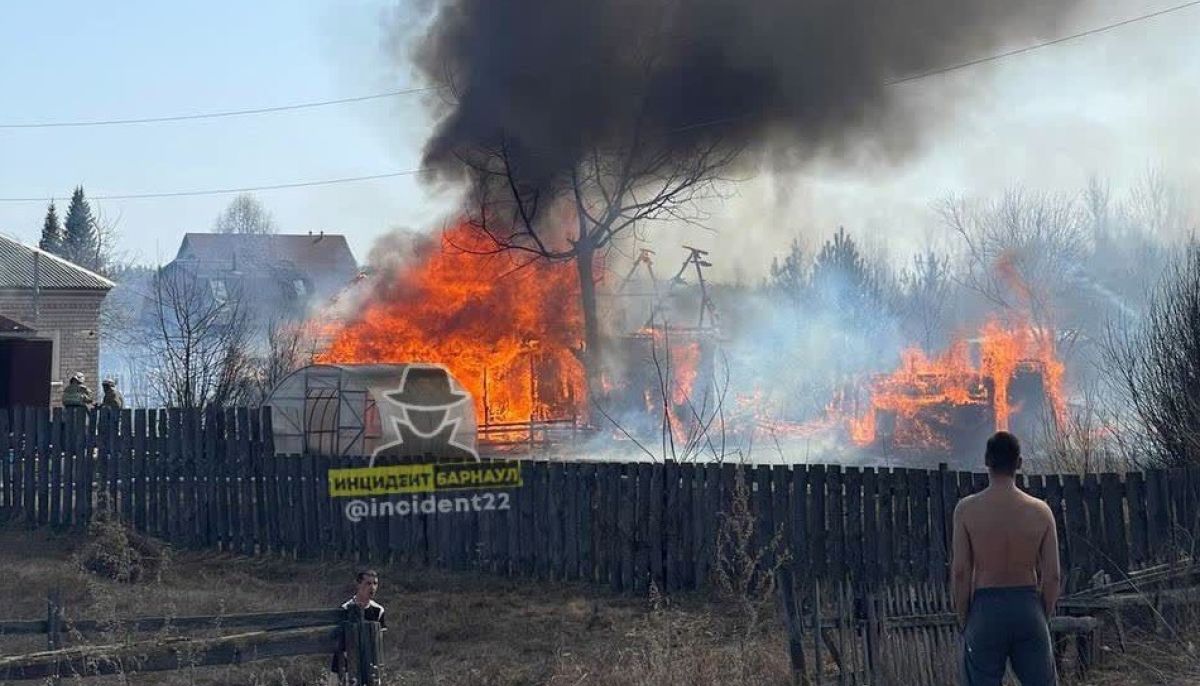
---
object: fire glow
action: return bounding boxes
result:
[837,319,1067,452]
[316,222,586,426]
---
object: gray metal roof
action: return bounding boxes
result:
[0,235,115,291]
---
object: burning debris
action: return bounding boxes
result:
[315,223,586,428]
[830,320,1067,458]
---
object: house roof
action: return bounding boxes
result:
[175,232,358,275]
[0,235,115,291]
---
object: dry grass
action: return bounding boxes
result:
[1,520,1197,685]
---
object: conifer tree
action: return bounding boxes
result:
[62,186,100,271]
[39,201,63,255]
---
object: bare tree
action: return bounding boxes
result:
[247,317,319,403]
[441,41,742,411]
[897,250,953,350]
[146,266,254,409]
[212,193,276,235]
[939,188,1088,333]
[1104,245,1200,468]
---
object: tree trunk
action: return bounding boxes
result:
[575,240,603,424]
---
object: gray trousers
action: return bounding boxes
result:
[962,586,1056,685]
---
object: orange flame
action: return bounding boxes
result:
[842,318,1067,450]
[316,222,586,425]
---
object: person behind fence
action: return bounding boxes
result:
[952,431,1062,686]
[329,569,387,678]
[100,379,124,410]
[62,372,93,409]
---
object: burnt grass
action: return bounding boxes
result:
[0,521,1196,685]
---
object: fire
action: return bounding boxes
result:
[316,222,586,425]
[840,319,1067,451]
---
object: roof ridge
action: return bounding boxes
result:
[0,233,115,289]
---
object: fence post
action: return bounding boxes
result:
[341,604,382,686]
[46,588,63,650]
[776,566,809,685]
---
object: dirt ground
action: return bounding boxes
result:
[0,521,1197,685]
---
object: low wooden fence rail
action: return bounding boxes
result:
[2,406,1200,596]
[0,601,380,684]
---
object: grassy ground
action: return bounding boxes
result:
[0,521,1196,685]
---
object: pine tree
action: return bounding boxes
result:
[39,201,63,255]
[62,186,100,271]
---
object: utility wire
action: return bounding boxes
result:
[0,86,440,129]
[3,1,1195,130]
[1,1,1195,201]
[0,171,427,202]
[886,0,1200,85]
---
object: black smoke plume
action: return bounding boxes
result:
[408,0,1082,187]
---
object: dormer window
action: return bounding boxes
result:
[210,279,228,304]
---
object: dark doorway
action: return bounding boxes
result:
[0,338,52,407]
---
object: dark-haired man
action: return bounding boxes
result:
[329,569,387,679]
[952,431,1061,685]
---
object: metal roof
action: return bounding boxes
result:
[0,235,115,291]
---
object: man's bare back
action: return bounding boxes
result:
[955,486,1058,595]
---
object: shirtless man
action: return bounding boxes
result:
[952,431,1061,685]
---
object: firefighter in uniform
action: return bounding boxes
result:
[62,372,93,409]
[100,379,125,410]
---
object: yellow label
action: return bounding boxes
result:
[328,462,522,497]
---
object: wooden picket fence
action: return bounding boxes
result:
[2,406,1200,595]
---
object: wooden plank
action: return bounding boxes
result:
[1082,474,1102,576]
[1100,472,1129,575]
[1144,469,1167,563]
[754,465,774,572]
[809,465,827,581]
[549,462,565,580]
[861,467,879,586]
[619,464,635,593]
[1062,475,1090,581]
[49,408,62,528]
[20,408,34,526]
[1043,474,1069,574]
[1125,471,1148,567]
[909,469,930,584]
[35,408,49,527]
[679,462,696,590]
[893,468,910,582]
[844,467,862,584]
[771,465,791,589]
[236,408,254,556]
[790,466,809,586]
[576,464,593,582]
[560,463,577,580]
[1168,468,1187,560]
[133,410,148,533]
[661,461,676,592]
[696,463,717,589]
[0,410,10,517]
[631,463,649,594]
[928,468,946,583]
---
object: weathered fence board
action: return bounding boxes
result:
[1,406,1198,597]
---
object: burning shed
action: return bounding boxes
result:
[264,363,478,458]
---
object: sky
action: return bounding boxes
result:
[1,0,1198,277]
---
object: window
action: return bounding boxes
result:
[210,279,228,304]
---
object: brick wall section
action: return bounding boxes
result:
[0,289,107,406]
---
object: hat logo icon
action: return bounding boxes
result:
[369,364,478,466]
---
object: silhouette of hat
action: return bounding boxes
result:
[384,366,468,407]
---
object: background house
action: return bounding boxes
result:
[165,231,359,322]
[0,235,113,406]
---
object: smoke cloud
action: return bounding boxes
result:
[408,0,1083,188]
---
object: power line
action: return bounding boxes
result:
[0,170,427,203]
[1,1,1195,202]
[0,86,440,129]
[3,2,1195,130]
[886,0,1200,85]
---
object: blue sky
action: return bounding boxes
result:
[0,1,446,265]
[1,1,1198,277]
